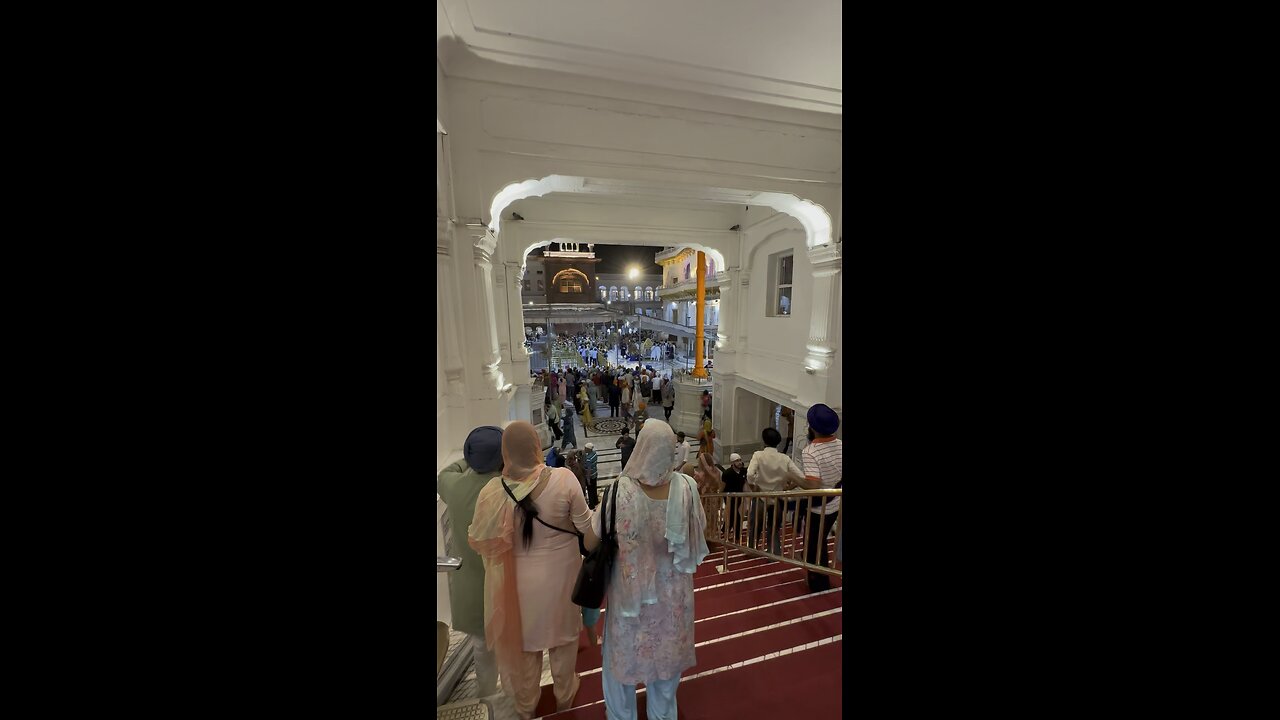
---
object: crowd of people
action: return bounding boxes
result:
[437,403,842,718]
[547,329,682,369]
[438,419,715,720]
[536,362,679,446]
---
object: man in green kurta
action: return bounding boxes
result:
[437,425,504,697]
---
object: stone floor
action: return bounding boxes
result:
[442,626,554,720]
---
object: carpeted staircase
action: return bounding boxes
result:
[533,530,842,719]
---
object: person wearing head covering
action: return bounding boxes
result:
[620,378,634,428]
[577,383,593,429]
[608,377,622,417]
[595,419,709,720]
[633,401,649,435]
[560,403,578,451]
[672,431,691,471]
[564,449,588,498]
[661,377,675,421]
[722,453,748,543]
[697,420,715,461]
[546,445,564,469]
[547,398,563,441]
[437,426,505,697]
[582,443,599,509]
[615,427,636,469]
[796,404,842,592]
[468,422,600,719]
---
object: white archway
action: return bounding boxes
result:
[490,175,834,248]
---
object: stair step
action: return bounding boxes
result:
[542,640,842,719]
[533,612,841,717]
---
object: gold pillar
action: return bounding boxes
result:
[693,250,708,378]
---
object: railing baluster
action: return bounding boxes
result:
[693,487,841,577]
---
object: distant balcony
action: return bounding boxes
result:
[656,273,727,301]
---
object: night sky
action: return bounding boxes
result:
[531,244,663,277]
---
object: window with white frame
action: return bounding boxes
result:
[767,251,794,317]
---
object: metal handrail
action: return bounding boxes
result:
[699,489,842,578]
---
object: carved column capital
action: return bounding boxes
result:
[505,261,525,289]
[807,244,842,278]
[473,228,499,264]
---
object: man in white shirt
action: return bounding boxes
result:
[672,431,691,470]
[746,427,805,554]
[795,404,842,592]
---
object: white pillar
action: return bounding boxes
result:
[465,229,515,424]
[437,216,468,470]
[797,244,842,410]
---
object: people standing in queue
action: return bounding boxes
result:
[468,422,600,720]
[595,419,708,720]
[436,425,504,698]
[794,404,842,593]
[582,442,599,510]
[560,403,578,451]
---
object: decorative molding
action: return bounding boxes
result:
[807,243,841,276]
[487,175,833,249]
[439,0,841,114]
[473,229,499,263]
[804,343,836,372]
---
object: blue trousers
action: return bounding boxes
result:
[601,637,681,720]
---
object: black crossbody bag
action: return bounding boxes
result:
[572,481,618,609]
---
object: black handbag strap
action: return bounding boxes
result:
[501,468,586,540]
[602,480,619,540]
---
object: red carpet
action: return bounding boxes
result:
[529,539,842,718]
[546,641,843,720]
[537,614,841,716]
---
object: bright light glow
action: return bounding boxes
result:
[629,267,638,279]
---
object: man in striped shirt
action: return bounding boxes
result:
[796,404,842,593]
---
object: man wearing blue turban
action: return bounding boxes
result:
[437,425,505,696]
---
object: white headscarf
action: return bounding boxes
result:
[609,418,709,621]
[622,418,677,486]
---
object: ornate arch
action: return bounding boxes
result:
[551,268,589,293]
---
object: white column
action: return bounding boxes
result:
[438,216,468,471]
[437,216,466,405]
[464,229,515,426]
[502,260,531,369]
[796,244,841,411]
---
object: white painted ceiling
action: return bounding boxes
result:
[437,0,841,114]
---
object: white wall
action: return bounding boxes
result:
[441,62,841,231]
[739,225,811,397]
[436,51,841,469]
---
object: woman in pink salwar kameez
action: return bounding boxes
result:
[469,422,599,720]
